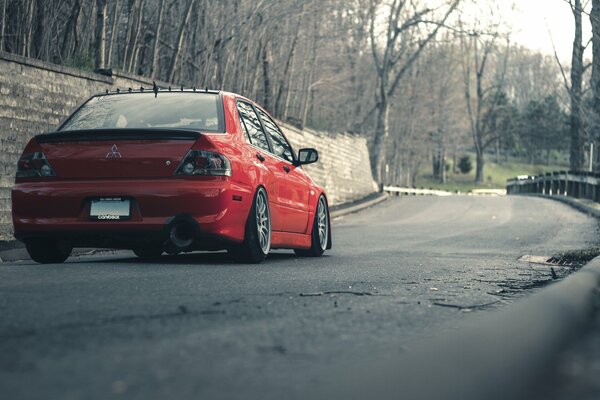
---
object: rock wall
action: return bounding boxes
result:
[0,51,377,240]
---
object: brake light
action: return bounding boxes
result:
[16,152,57,178]
[174,150,232,177]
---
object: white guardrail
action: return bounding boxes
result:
[383,186,453,196]
[384,186,506,196]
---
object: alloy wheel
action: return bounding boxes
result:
[255,189,271,254]
[317,196,328,250]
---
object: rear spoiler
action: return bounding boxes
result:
[35,128,200,143]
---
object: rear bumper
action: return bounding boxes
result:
[12,178,253,246]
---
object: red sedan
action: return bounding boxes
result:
[12,89,331,263]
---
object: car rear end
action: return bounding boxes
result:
[12,90,252,256]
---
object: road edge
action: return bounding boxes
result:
[514,193,600,219]
[330,192,388,219]
[334,256,600,400]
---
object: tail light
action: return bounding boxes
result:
[174,150,232,177]
[16,152,57,178]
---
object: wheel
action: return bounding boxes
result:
[229,187,271,263]
[132,246,163,260]
[25,239,72,264]
[295,195,329,257]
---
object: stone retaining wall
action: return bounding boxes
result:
[0,52,376,240]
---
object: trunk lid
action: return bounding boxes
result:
[36,129,199,179]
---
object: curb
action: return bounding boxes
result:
[334,257,600,400]
[330,192,389,219]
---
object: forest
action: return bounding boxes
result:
[1,0,600,186]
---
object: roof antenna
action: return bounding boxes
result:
[153,81,159,98]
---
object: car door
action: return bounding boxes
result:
[255,108,310,234]
[236,101,286,232]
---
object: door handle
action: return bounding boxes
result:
[256,153,265,162]
[283,165,290,173]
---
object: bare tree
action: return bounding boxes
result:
[366,0,460,183]
[94,0,107,70]
[460,32,510,183]
[150,0,164,78]
[0,0,572,187]
[167,0,195,83]
[591,0,600,169]
[570,0,585,171]
[1,0,7,52]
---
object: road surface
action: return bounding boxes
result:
[0,196,597,399]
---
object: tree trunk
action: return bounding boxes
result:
[128,0,145,73]
[591,0,600,171]
[282,51,296,120]
[107,0,120,67]
[371,98,389,183]
[439,148,446,183]
[262,41,271,112]
[151,0,165,79]
[25,0,34,57]
[1,0,7,52]
[570,0,584,171]
[95,0,107,70]
[475,149,484,183]
[32,0,45,58]
[121,0,136,71]
[274,17,302,117]
[301,53,317,127]
[61,0,82,60]
[167,0,195,83]
[452,150,457,174]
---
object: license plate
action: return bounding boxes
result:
[90,198,130,220]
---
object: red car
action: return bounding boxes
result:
[12,88,331,263]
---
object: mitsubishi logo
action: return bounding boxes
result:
[106,144,122,159]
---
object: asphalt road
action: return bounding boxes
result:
[0,196,597,400]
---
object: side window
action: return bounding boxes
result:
[236,101,270,152]
[256,108,294,163]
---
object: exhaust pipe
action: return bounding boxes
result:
[165,221,196,254]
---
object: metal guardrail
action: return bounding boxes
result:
[506,171,600,202]
[384,186,507,197]
[383,186,453,196]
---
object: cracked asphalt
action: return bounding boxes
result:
[0,196,597,400]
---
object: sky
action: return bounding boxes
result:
[504,0,592,61]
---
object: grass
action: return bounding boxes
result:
[414,155,567,193]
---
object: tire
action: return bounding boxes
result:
[132,247,163,260]
[229,187,271,263]
[25,239,72,264]
[295,195,329,257]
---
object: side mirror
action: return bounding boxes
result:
[297,148,319,165]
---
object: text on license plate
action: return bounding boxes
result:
[90,198,130,220]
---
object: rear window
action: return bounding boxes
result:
[59,92,224,132]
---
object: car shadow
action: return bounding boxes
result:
[75,250,330,266]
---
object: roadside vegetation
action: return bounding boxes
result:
[2,0,600,186]
[415,154,567,192]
